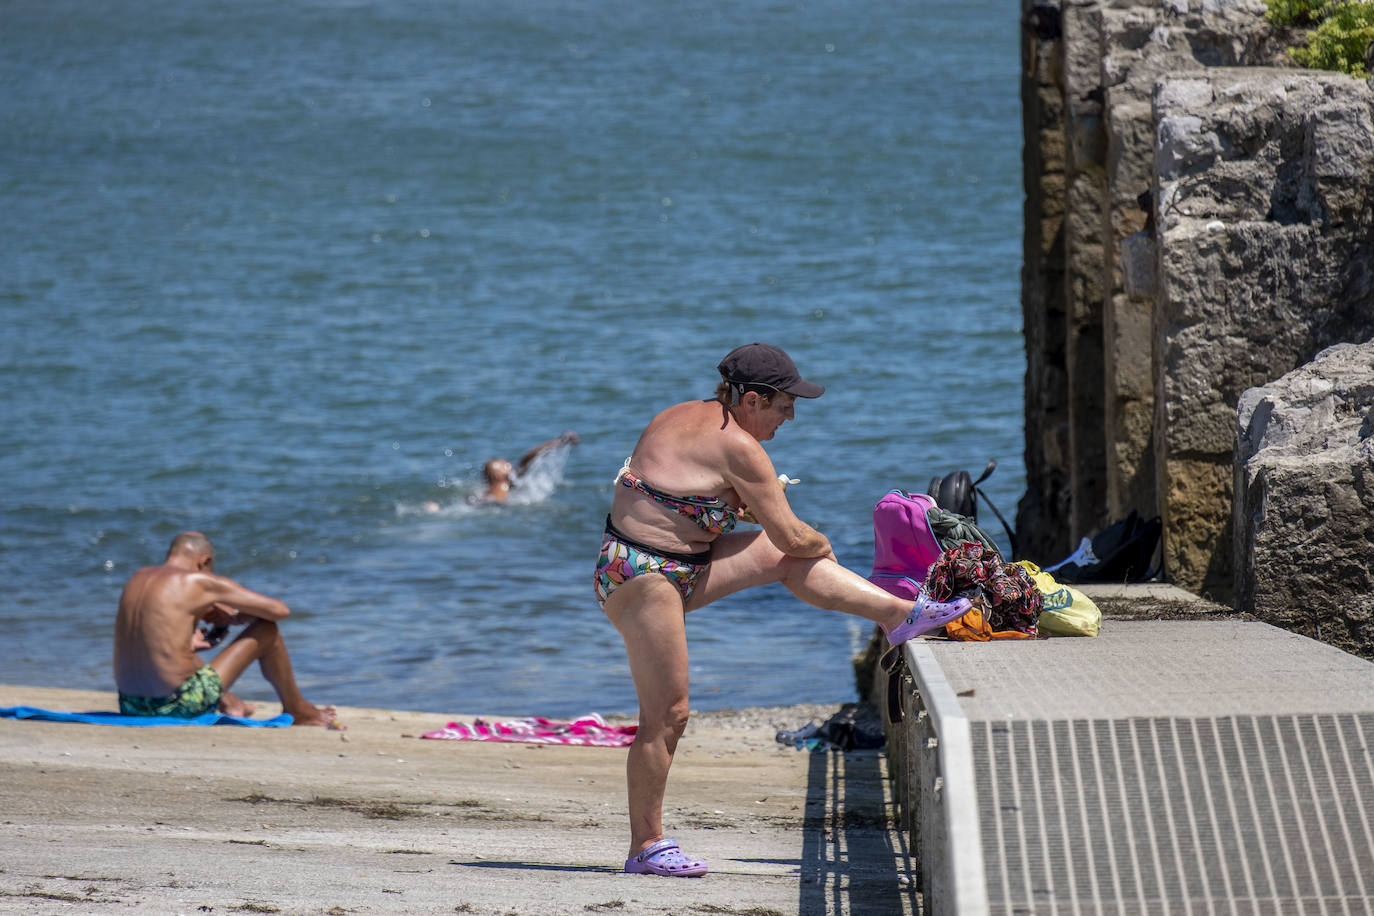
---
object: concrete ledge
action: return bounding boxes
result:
[901,638,990,916]
[1075,581,1207,602]
[1081,580,1235,621]
[870,615,1374,912]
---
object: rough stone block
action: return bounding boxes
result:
[1119,230,1156,300]
[1157,114,1225,177]
[1158,455,1235,595]
[1018,0,1074,564]
[1152,69,1374,594]
[1155,78,1215,110]
[1302,102,1374,225]
[1235,340,1374,660]
[1105,289,1159,517]
[1096,0,1291,535]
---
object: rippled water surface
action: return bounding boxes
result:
[1,0,1023,717]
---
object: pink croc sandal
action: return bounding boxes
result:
[624,838,708,877]
[884,592,973,645]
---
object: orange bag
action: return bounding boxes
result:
[944,601,1035,641]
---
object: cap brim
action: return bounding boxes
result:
[784,380,825,398]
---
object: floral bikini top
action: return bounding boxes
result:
[615,458,739,536]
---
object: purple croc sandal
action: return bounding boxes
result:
[624,838,708,877]
[884,592,973,645]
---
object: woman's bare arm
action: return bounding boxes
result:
[725,440,831,558]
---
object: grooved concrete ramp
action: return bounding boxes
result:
[924,621,1374,914]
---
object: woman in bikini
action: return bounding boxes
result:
[595,342,970,878]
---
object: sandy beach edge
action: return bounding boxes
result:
[0,684,915,916]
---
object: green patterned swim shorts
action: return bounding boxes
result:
[119,665,223,718]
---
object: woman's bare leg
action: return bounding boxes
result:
[689,530,912,629]
[602,575,693,857]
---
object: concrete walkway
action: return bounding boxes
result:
[0,687,916,916]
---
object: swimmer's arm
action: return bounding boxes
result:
[514,430,579,473]
[726,443,831,559]
[193,573,290,622]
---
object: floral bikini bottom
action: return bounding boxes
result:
[594,516,711,607]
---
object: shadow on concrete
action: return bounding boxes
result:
[450,860,620,874]
[798,714,920,915]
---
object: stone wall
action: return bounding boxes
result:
[1018,0,1292,567]
[1152,68,1374,595]
[1020,0,1073,564]
[1100,0,1291,545]
[1235,339,1374,660]
[1019,0,1374,603]
[1065,0,1112,543]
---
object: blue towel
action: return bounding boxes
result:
[0,706,293,727]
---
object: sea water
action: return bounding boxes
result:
[0,0,1024,718]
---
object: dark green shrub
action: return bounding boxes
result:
[1289,0,1374,76]
[1264,0,1333,27]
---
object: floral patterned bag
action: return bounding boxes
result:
[923,542,1040,640]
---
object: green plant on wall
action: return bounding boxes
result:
[1295,1,1374,76]
[1266,0,1374,77]
[1265,0,1333,26]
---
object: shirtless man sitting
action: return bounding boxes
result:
[113,531,341,727]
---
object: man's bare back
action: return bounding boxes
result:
[114,563,226,697]
[113,532,341,728]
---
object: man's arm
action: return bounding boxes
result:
[194,573,290,622]
[725,440,831,559]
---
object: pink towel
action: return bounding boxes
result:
[420,713,637,747]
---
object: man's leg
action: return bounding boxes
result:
[602,575,693,859]
[216,690,256,718]
[210,619,341,727]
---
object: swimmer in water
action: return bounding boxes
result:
[422,431,579,512]
[480,430,580,503]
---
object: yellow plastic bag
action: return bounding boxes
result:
[1014,561,1102,637]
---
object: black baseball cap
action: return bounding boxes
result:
[717,343,825,399]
